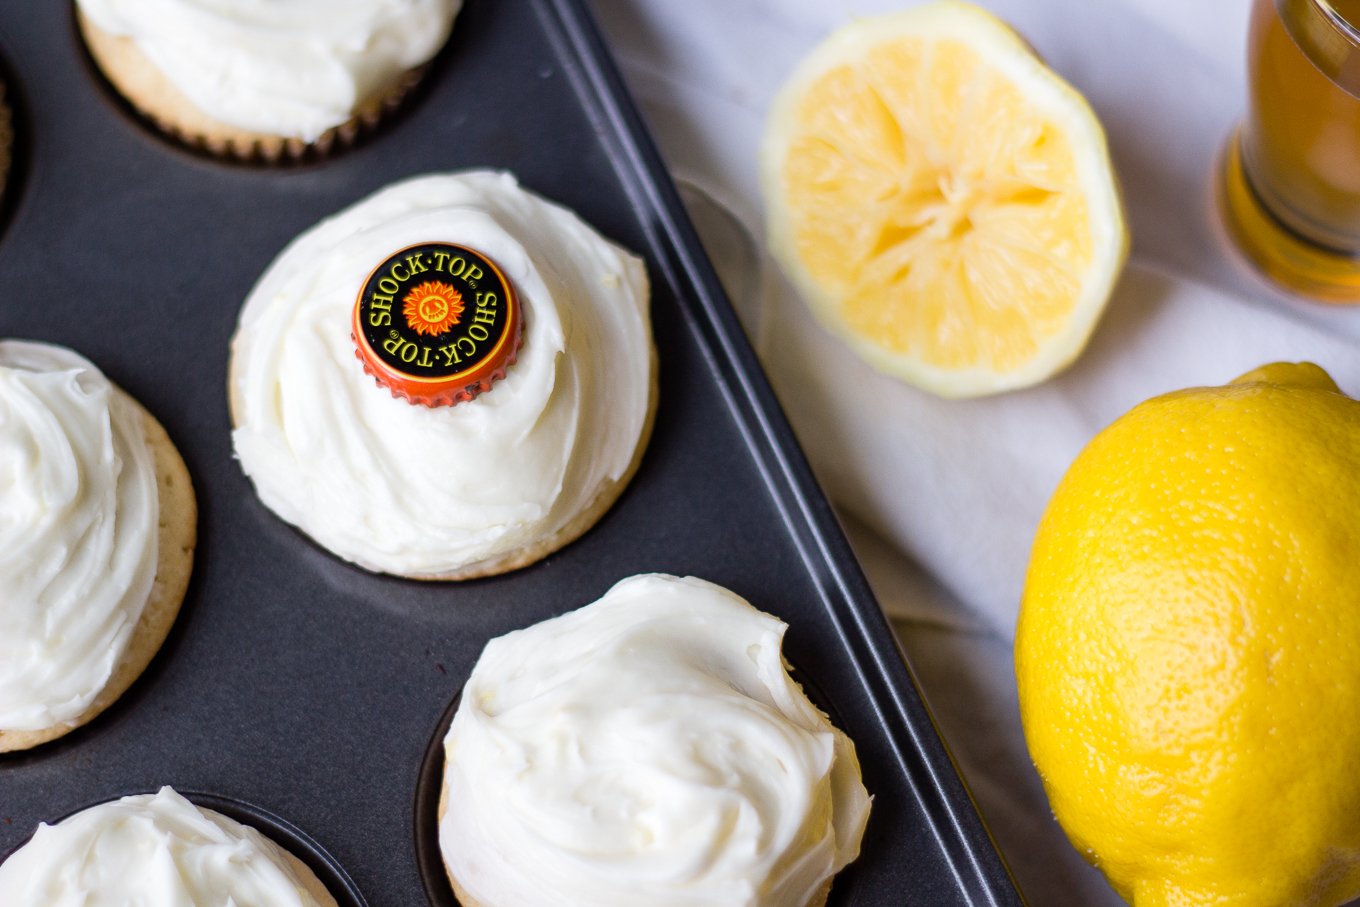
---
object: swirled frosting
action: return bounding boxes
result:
[0,342,158,732]
[75,0,461,140]
[230,171,652,576]
[0,787,326,906]
[440,574,872,907]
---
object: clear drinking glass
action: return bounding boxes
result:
[1221,0,1360,301]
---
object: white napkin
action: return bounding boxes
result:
[591,0,1360,902]
[770,263,1360,636]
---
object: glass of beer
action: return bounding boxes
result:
[1221,0,1360,301]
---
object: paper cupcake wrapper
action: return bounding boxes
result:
[77,12,432,166]
[155,66,430,165]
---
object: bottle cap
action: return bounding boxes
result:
[352,243,522,407]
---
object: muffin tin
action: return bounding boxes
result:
[0,1,1024,904]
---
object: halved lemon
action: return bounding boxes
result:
[761,1,1127,398]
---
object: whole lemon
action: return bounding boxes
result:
[1016,363,1360,906]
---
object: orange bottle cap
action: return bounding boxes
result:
[352,243,522,407]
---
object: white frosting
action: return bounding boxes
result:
[76,0,461,141]
[440,574,872,907]
[0,342,158,732]
[230,171,652,577]
[0,787,325,906]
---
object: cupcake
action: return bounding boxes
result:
[438,574,872,907]
[74,0,461,161]
[0,787,336,906]
[0,341,196,752]
[229,171,656,580]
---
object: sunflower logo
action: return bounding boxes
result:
[403,281,464,336]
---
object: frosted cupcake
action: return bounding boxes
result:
[75,0,461,161]
[0,341,196,752]
[0,787,336,906]
[439,574,872,907]
[229,171,655,579]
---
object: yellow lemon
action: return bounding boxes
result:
[1016,363,1360,906]
[761,1,1126,398]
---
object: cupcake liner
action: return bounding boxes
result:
[77,12,430,165]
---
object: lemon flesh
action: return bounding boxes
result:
[1017,363,1360,906]
[762,1,1126,397]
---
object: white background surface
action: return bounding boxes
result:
[589,1,1360,903]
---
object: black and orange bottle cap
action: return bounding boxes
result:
[352,243,522,407]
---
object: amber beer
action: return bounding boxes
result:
[1222,0,1360,300]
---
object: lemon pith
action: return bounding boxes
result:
[1016,362,1360,906]
[762,1,1126,397]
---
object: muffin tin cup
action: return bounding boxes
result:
[0,791,367,907]
[0,1,1023,905]
[190,793,370,907]
[414,667,856,907]
[414,694,460,907]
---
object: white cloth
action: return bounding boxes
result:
[590,1,1360,903]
